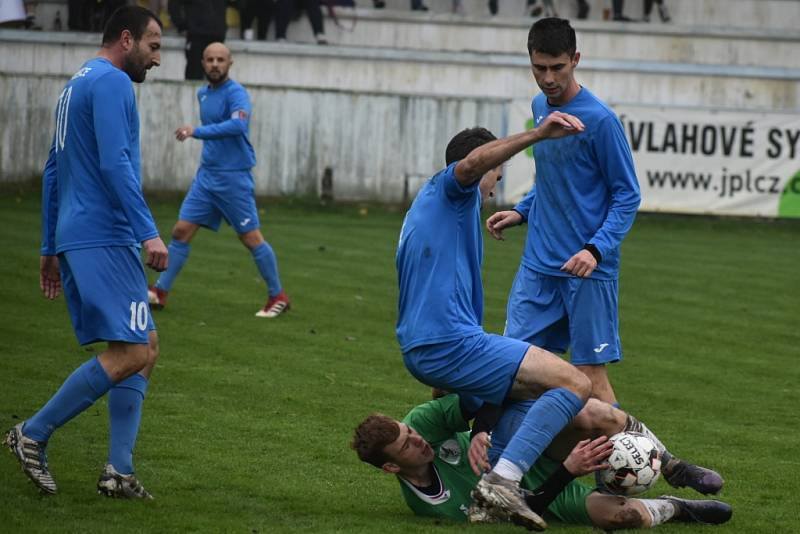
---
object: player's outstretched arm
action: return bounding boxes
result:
[40,255,61,300]
[143,237,169,272]
[454,111,585,187]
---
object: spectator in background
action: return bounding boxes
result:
[169,0,228,80]
[275,0,326,44]
[576,0,589,19]
[643,0,670,22]
[611,0,633,21]
[527,0,558,18]
[239,0,273,40]
[410,0,428,12]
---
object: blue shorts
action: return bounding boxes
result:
[402,333,529,405]
[60,246,155,345]
[178,168,260,234]
[504,265,621,366]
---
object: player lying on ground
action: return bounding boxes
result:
[352,394,732,530]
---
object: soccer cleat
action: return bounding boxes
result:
[474,472,547,531]
[97,464,153,499]
[660,495,732,524]
[255,290,291,318]
[663,458,724,495]
[467,495,506,524]
[148,286,168,310]
[4,423,57,494]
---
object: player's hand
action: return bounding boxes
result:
[562,436,613,476]
[536,111,585,140]
[561,249,597,278]
[143,237,169,272]
[486,210,523,241]
[40,255,61,300]
[468,432,492,475]
[175,125,194,141]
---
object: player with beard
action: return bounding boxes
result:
[5,6,167,498]
[148,42,290,318]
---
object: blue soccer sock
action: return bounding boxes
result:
[155,239,191,292]
[494,388,585,479]
[251,242,282,297]
[23,357,114,442]
[108,373,148,474]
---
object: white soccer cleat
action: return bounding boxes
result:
[255,290,291,318]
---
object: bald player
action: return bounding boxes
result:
[149,43,290,318]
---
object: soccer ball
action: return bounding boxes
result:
[599,432,662,496]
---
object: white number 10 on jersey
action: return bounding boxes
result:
[55,86,72,152]
[129,301,149,331]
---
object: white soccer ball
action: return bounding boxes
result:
[599,432,662,496]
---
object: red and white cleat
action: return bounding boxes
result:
[255,290,291,318]
[148,286,168,310]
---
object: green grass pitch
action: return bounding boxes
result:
[1,188,798,532]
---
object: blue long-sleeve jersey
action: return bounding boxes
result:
[193,78,256,173]
[514,88,640,280]
[41,58,159,255]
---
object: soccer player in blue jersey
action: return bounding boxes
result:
[4,6,167,498]
[397,121,600,529]
[487,18,641,406]
[148,42,290,318]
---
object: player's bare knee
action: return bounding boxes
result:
[239,229,263,249]
[147,331,160,365]
[128,344,150,374]
[568,370,592,402]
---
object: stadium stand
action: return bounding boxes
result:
[1,0,799,204]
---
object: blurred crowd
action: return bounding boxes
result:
[0,0,673,51]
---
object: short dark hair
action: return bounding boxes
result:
[527,17,576,57]
[102,6,162,45]
[445,127,497,166]
[351,414,400,468]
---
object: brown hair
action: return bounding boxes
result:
[351,414,400,468]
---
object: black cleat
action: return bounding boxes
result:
[664,458,724,495]
[661,495,732,524]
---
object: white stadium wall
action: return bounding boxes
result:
[1,17,799,215]
[0,72,506,202]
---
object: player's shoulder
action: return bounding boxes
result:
[225,78,249,96]
[576,87,618,124]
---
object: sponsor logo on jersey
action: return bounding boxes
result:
[71,67,92,80]
[438,439,461,465]
[231,110,248,120]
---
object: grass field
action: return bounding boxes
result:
[1,188,799,533]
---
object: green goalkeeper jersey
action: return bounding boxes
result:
[398,395,593,525]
